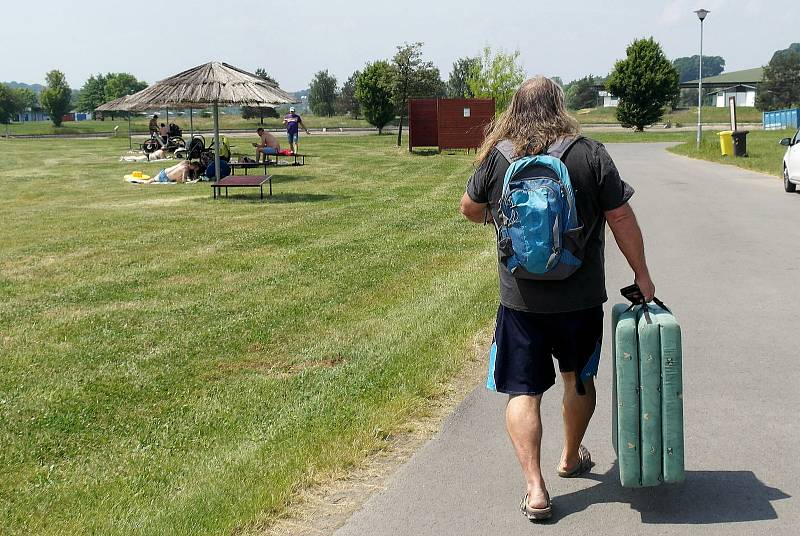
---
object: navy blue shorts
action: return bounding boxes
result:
[487,304,603,396]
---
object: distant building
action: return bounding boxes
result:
[15,108,48,122]
[708,85,756,107]
[598,90,619,108]
[13,109,92,122]
[681,67,763,108]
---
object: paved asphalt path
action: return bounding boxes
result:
[336,143,799,535]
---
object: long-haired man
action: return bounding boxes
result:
[460,76,655,521]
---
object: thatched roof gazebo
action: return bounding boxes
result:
[121,62,298,181]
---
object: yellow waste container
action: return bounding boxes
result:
[718,130,734,156]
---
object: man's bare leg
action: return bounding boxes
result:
[558,372,596,472]
[506,394,549,509]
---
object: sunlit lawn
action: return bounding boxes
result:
[573,105,764,125]
[0,134,497,535]
[6,105,765,136]
[668,128,793,177]
[1,126,786,535]
[4,115,388,135]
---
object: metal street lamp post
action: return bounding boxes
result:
[695,8,710,149]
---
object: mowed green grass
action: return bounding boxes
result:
[668,128,794,177]
[573,106,763,125]
[0,135,498,535]
[4,115,386,135]
[7,105,764,135]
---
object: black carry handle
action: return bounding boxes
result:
[620,284,671,324]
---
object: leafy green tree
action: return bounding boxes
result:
[467,46,526,113]
[672,55,725,83]
[564,75,598,110]
[335,70,361,118]
[756,49,800,111]
[15,87,38,112]
[769,43,800,63]
[76,73,108,112]
[355,61,395,134]
[308,70,338,116]
[243,69,280,123]
[254,68,278,85]
[241,106,279,121]
[0,84,23,124]
[104,73,147,101]
[447,57,480,98]
[40,70,72,127]
[391,42,445,145]
[606,38,679,131]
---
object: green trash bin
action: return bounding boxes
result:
[718,131,734,156]
[731,130,749,157]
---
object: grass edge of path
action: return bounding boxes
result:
[258,328,493,536]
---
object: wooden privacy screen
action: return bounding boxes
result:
[408,99,438,148]
[408,98,495,152]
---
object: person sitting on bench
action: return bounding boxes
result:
[254,127,280,163]
[145,160,201,184]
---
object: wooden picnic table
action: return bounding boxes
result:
[228,161,269,175]
[264,152,307,166]
[211,175,272,200]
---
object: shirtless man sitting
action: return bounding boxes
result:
[254,127,280,163]
[145,160,201,183]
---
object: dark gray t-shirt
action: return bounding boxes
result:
[466,138,634,313]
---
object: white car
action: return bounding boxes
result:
[781,130,800,192]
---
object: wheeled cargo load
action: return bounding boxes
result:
[612,301,684,487]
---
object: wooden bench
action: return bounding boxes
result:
[264,153,307,166]
[211,175,272,200]
[228,161,268,175]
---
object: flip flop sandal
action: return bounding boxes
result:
[557,445,594,478]
[519,493,552,521]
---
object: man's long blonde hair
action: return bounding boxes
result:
[476,76,580,164]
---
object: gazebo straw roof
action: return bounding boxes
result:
[94,94,140,112]
[121,62,297,109]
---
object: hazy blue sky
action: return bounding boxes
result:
[2,0,796,92]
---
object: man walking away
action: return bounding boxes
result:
[283,106,310,154]
[459,76,655,521]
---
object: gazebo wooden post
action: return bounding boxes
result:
[189,108,194,141]
[127,113,132,150]
[213,103,221,183]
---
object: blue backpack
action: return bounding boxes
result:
[494,137,585,280]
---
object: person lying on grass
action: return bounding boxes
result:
[143,160,201,184]
[253,127,281,163]
[120,148,171,163]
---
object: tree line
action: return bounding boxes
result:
[296,38,800,135]
[300,42,525,144]
[4,41,799,131]
[0,70,147,126]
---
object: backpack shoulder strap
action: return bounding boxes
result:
[546,135,584,161]
[495,139,517,163]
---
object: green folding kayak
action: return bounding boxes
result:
[612,301,684,487]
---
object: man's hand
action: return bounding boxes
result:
[635,273,656,302]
